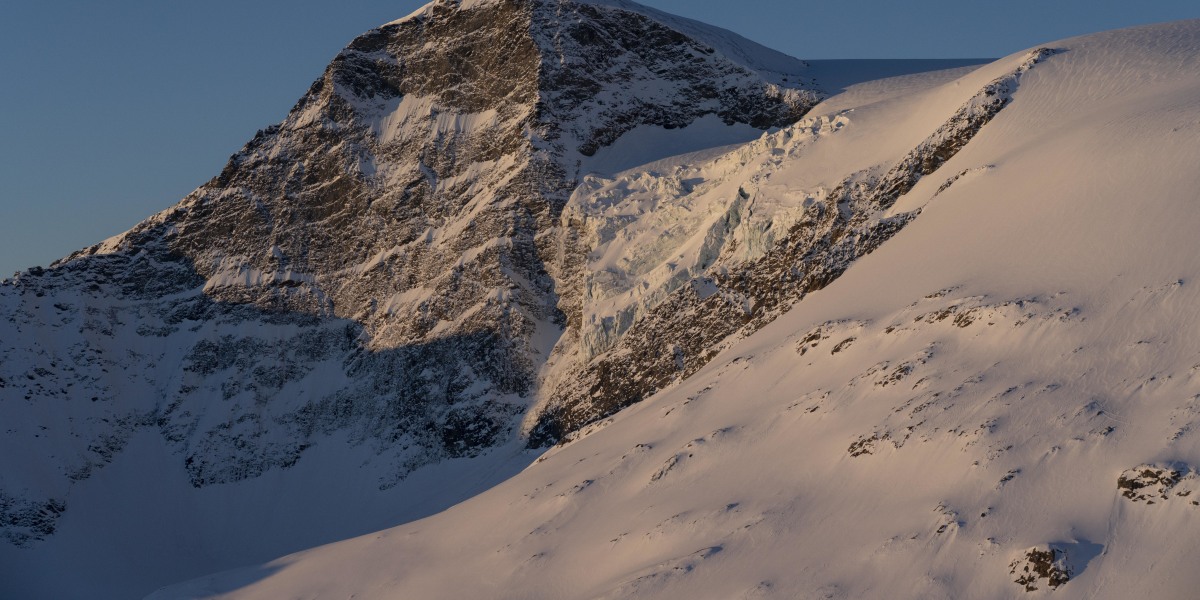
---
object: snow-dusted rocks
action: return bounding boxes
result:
[147,19,1200,600]
[0,0,819,597]
[1117,465,1200,504]
[9,0,1200,597]
[528,47,1057,445]
[1010,546,1072,592]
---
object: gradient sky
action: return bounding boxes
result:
[1,1,1196,276]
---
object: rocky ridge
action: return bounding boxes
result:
[530,48,1057,444]
[0,0,817,547]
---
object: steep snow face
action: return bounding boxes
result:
[532,43,1048,442]
[0,0,818,598]
[152,20,1200,600]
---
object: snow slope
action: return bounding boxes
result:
[0,1,998,596]
[152,20,1200,599]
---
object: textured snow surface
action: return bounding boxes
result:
[151,20,1200,599]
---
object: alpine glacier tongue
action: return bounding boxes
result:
[0,0,819,598]
[150,19,1200,600]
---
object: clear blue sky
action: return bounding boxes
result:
[1,1,1195,276]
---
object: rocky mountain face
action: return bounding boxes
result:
[0,0,818,548]
[142,20,1200,599]
[531,48,1055,444]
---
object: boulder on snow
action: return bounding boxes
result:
[1117,464,1199,504]
[1009,546,1071,592]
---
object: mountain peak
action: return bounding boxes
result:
[150,19,1200,600]
[385,0,813,87]
[0,3,819,596]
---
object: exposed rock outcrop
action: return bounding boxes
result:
[0,0,816,544]
[529,49,1057,445]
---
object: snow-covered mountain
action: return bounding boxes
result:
[148,18,1200,600]
[8,0,1199,598]
[1,0,826,597]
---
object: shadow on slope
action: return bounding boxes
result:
[0,241,548,599]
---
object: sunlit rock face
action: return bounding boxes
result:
[0,0,817,553]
